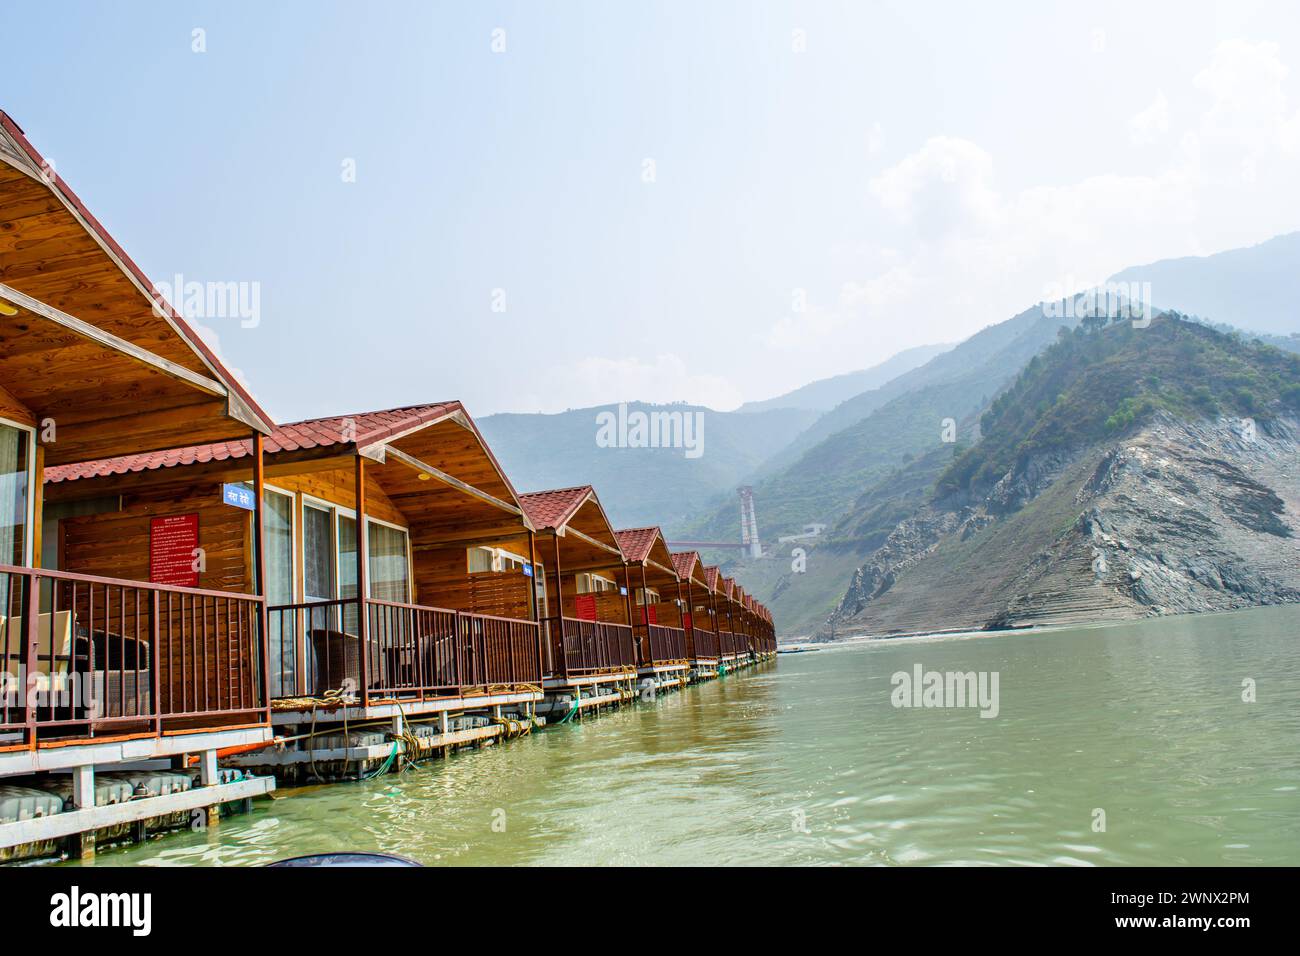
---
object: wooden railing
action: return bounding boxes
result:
[543,617,636,678]
[692,626,720,662]
[267,598,540,703]
[644,624,687,665]
[0,564,267,746]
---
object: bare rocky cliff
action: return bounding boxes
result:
[822,411,1300,638]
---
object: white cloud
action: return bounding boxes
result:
[523,353,744,413]
[866,121,885,158]
[769,39,1300,359]
[868,136,1001,237]
[1129,91,1171,145]
[190,321,267,415]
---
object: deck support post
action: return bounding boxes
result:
[66,830,95,860]
[71,764,95,809]
[198,749,219,786]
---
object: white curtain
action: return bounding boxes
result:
[368,522,409,604]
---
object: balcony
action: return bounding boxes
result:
[645,624,687,665]
[691,626,720,662]
[543,617,637,679]
[268,598,541,704]
[1,564,267,746]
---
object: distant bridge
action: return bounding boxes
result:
[666,541,747,550]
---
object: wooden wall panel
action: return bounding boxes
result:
[413,544,532,619]
[59,485,250,592]
[271,467,406,527]
[559,588,627,624]
[58,483,252,716]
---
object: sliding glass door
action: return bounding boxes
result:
[0,419,33,569]
[301,497,409,634]
[0,420,34,626]
[262,488,295,692]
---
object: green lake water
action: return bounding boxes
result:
[75,606,1300,866]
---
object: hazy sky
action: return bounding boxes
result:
[5,1,1300,420]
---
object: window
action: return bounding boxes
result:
[235,483,295,603]
[368,521,410,603]
[0,419,34,568]
[301,497,410,624]
[576,572,616,594]
[635,587,659,605]
[466,545,530,573]
[303,503,335,604]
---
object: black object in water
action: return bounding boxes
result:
[266,852,422,867]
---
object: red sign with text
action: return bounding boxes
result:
[150,514,200,587]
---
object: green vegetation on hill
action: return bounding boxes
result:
[938,313,1300,498]
[684,304,1072,546]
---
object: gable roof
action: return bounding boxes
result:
[519,486,594,530]
[0,110,272,438]
[614,526,680,579]
[702,565,721,591]
[670,551,710,588]
[614,527,663,564]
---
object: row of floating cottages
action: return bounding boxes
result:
[0,111,775,862]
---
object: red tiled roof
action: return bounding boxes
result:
[720,577,735,599]
[518,486,593,530]
[44,404,460,483]
[614,527,663,564]
[670,551,700,580]
[702,566,721,591]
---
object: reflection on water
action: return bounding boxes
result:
[79,606,1300,866]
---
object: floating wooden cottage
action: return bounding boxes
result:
[519,486,637,713]
[702,565,742,664]
[613,528,691,687]
[41,403,547,779]
[669,550,721,673]
[0,110,278,856]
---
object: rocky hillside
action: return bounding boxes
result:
[821,315,1300,638]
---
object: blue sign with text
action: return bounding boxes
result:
[222,483,256,511]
